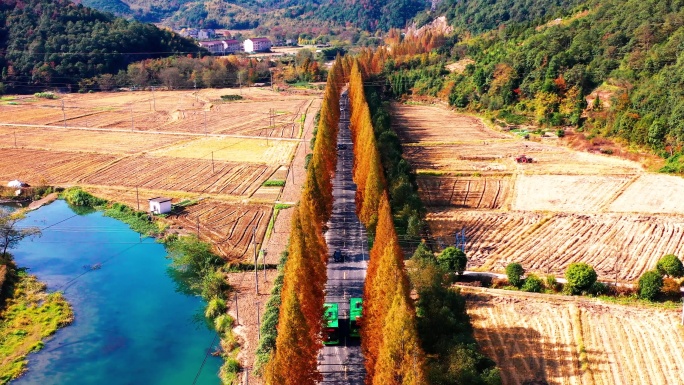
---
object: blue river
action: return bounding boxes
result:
[10,200,222,385]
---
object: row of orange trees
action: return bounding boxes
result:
[262,57,345,385]
[348,59,428,384]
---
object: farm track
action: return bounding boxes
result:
[465,290,684,385]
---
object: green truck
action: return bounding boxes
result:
[323,303,340,345]
[349,297,362,338]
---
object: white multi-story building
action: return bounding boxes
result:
[244,38,272,53]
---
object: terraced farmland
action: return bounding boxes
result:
[466,291,684,385]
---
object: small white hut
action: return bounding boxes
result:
[148,197,172,214]
[7,180,29,188]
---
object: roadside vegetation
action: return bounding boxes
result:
[261,57,343,384]
[480,254,684,308]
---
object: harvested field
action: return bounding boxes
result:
[391,104,508,143]
[168,200,272,261]
[0,148,117,184]
[0,126,184,154]
[417,175,512,209]
[403,141,642,174]
[428,210,684,281]
[512,174,636,212]
[0,90,316,139]
[82,155,276,196]
[608,173,684,214]
[150,137,297,165]
[466,291,684,385]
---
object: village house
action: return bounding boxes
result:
[198,40,242,55]
[244,38,272,53]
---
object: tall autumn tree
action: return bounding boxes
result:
[372,286,428,385]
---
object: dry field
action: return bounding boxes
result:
[395,102,684,282]
[150,136,297,165]
[417,175,512,209]
[167,200,272,261]
[0,126,185,154]
[82,155,275,196]
[512,174,636,212]
[0,89,314,139]
[0,148,117,184]
[465,290,684,385]
[428,210,684,281]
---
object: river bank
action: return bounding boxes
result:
[7,199,224,384]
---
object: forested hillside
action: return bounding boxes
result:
[385,0,684,167]
[0,0,201,93]
[80,0,430,32]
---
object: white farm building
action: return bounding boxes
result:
[148,197,172,214]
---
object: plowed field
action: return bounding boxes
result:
[0,148,117,184]
[417,175,511,209]
[82,155,275,196]
[168,200,272,261]
[466,291,684,385]
[428,210,684,281]
[0,126,184,154]
[150,137,297,165]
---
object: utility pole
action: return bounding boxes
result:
[262,249,267,282]
[234,293,239,324]
[14,131,17,148]
[256,301,261,340]
[136,186,140,211]
[61,99,67,128]
[253,228,259,295]
[196,217,200,238]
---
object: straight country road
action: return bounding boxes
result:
[318,90,367,384]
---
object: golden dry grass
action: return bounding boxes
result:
[150,136,297,165]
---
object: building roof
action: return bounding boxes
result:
[148,197,172,203]
[199,40,224,46]
[247,37,271,43]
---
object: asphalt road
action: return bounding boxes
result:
[318,90,367,384]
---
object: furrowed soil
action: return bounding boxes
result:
[464,290,684,385]
[392,102,684,282]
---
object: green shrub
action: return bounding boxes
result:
[638,270,663,301]
[521,274,543,293]
[34,92,56,99]
[590,281,608,296]
[656,254,684,277]
[505,262,525,287]
[437,247,467,276]
[545,274,558,291]
[205,297,227,319]
[62,187,106,207]
[214,314,234,334]
[565,263,597,295]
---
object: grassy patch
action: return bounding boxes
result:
[416,170,445,176]
[659,153,684,174]
[220,95,244,101]
[262,180,285,187]
[103,203,163,236]
[0,273,73,384]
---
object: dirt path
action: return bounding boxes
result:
[27,192,58,211]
